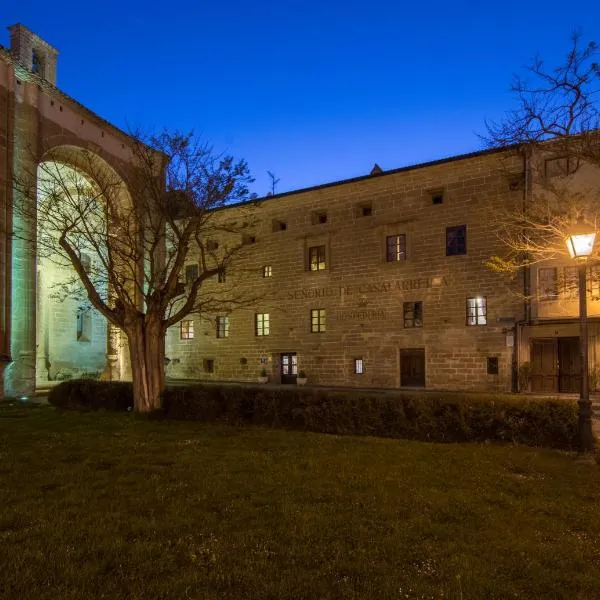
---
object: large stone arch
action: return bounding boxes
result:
[5,143,133,395]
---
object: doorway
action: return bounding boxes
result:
[400,348,425,387]
[530,337,580,393]
[280,352,297,384]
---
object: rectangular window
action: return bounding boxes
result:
[431,190,444,205]
[446,225,467,256]
[403,301,423,328]
[466,297,487,326]
[308,245,326,271]
[216,316,229,338]
[255,313,270,336]
[263,265,272,278]
[203,358,215,373]
[354,358,364,374]
[185,263,199,284]
[545,156,576,179]
[180,320,194,339]
[562,266,578,299]
[312,211,328,224]
[487,357,499,375]
[76,308,92,342]
[311,308,326,333]
[272,219,287,232]
[538,267,558,301]
[386,234,406,262]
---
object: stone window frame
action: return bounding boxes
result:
[403,301,423,328]
[446,225,467,256]
[386,234,407,262]
[311,308,326,333]
[255,313,270,336]
[466,297,487,326]
[308,245,327,271]
[354,358,364,374]
[216,316,229,338]
[263,265,272,278]
[180,320,194,339]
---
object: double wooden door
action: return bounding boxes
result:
[530,337,580,393]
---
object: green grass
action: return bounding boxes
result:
[1,401,599,599]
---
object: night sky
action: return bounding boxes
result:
[2,2,599,196]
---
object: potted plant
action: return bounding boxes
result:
[258,368,269,384]
[297,370,307,385]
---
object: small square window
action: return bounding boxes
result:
[308,245,326,271]
[185,263,199,284]
[386,234,406,262]
[311,309,326,333]
[431,191,444,205]
[180,320,194,339]
[216,316,229,338]
[312,211,328,225]
[466,297,487,326]
[446,225,467,256]
[272,219,287,232]
[403,301,423,328]
[357,203,373,217]
[203,359,215,373]
[255,313,270,336]
[487,357,499,375]
[263,265,272,278]
[354,358,364,374]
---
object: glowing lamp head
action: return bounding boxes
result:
[566,221,596,259]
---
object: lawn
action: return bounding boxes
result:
[1,401,599,599]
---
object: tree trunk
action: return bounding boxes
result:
[125,316,165,412]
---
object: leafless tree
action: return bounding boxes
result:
[483,32,600,277]
[23,131,258,411]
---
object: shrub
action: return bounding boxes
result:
[48,380,133,411]
[162,385,579,450]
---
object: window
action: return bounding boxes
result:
[80,252,91,274]
[76,308,92,341]
[216,316,229,338]
[185,263,199,284]
[487,357,499,375]
[562,266,578,299]
[203,359,215,373]
[538,267,558,300]
[31,49,42,75]
[218,269,226,283]
[263,265,272,278]
[308,245,326,271]
[431,191,444,205]
[446,225,467,256]
[312,211,328,225]
[354,358,364,374]
[403,301,423,328]
[255,313,270,336]
[386,234,406,262]
[311,309,326,333]
[466,297,487,326]
[545,156,576,179]
[357,202,372,217]
[180,320,194,339]
[242,233,256,245]
[272,219,287,232]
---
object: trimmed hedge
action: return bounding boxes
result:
[48,380,579,449]
[48,380,133,412]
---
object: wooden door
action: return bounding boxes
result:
[530,340,558,393]
[280,353,297,384]
[400,348,425,387]
[558,337,581,393]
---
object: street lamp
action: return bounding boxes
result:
[566,220,596,454]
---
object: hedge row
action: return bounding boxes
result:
[48,380,579,449]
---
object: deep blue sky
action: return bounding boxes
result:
[2,2,599,195]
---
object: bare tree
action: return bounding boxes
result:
[23,131,258,411]
[483,32,600,276]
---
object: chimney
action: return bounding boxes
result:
[8,23,58,85]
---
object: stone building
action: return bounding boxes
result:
[0,24,139,396]
[2,24,599,397]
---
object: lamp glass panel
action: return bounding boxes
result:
[566,232,596,258]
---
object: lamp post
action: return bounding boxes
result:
[566,221,596,454]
